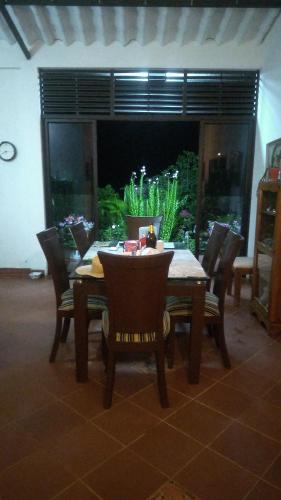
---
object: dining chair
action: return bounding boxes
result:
[166,230,243,370]
[201,222,229,290]
[126,215,162,240]
[69,221,91,258]
[98,250,174,409]
[37,227,107,362]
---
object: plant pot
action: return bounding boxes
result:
[126,215,162,240]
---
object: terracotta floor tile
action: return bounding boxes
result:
[130,384,189,418]
[0,422,42,473]
[0,371,55,423]
[259,342,281,357]
[263,382,281,408]
[62,380,122,418]
[226,339,260,366]
[0,450,74,500]
[174,448,257,500]
[130,421,202,476]
[239,398,281,442]
[226,321,272,353]
[2,279,281,500]
[222,365,276,398]
[166,366,215,398]
[50,421,122,477]
[92,400,159,445]
[150,480,196,500]
[16,401,85,445]
[245,480,281,500]
[55,481,99,499]
[108,364,155,397]
[264,455,281,489]
[84,448,166,500]
[211,421,281,475]
[167,400,232,445]
[200,352,231,380]
[196,382,254,418]
[26,361,84,398]
[242,351,281,382]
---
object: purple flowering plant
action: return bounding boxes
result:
[58,214,94,248]
[58,214,94,230]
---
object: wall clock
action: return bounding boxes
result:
[0,141,17,161]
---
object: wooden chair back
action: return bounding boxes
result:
[98,251,173,340]
[69,222,90,258]
[37,227,69,307]
[213,230,244,314]
[201,222,229,277]
[126,215,162,240]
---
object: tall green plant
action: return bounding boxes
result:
[167,150,199,242]
[124,167,147,215]
[160,174,178,241]
[124,166,179,241]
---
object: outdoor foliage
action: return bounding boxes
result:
[56,149,242,249]
[98,185,126,240]
[56,151,199,246]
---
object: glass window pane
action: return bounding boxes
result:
[48,122,94,226]
[200,123,250,251]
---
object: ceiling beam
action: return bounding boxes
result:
[2,1,281,8]
[0,5,31,59]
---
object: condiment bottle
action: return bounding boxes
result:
[146,224,157,249]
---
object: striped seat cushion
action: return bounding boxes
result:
[102,310,170,342]
[58,288,108,312]
[166,292,219,317]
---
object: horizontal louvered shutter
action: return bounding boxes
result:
[39,69,258,118]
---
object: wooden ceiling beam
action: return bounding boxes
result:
[0,5,31,59]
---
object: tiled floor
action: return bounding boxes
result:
[1,277,281,499]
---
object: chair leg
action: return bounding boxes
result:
[227,272,233,296]
[155,346,169,408]
[49,315,63,362]
[234,269,242,306]
[101,332,108,370]
[207,324,214,338]
[166,317,176,369]
[214,323,231,369]
[104,350,115,409]
[60,317,71,343]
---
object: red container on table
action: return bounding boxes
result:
[124,240,138,254]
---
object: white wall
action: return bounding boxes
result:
[0,36,273,268]
[248,15,281,255]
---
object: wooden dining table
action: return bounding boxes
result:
[71,243,208,385]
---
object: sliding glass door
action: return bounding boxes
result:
[196,120,255,253]
[43,120,98,234]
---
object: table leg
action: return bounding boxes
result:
[73,280,89,382]
[188,281,205,383]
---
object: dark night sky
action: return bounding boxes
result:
[97,121,199,192]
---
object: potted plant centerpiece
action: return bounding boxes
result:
[124,166,179,242]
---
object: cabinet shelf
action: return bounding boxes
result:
[257,241,274,255]
[261,210,276,216]
[251,180,281,336]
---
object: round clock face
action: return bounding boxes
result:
[0,141,17,161]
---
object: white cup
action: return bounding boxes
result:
[156,240,164,252]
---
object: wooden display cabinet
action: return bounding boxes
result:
[251,181,281,336]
